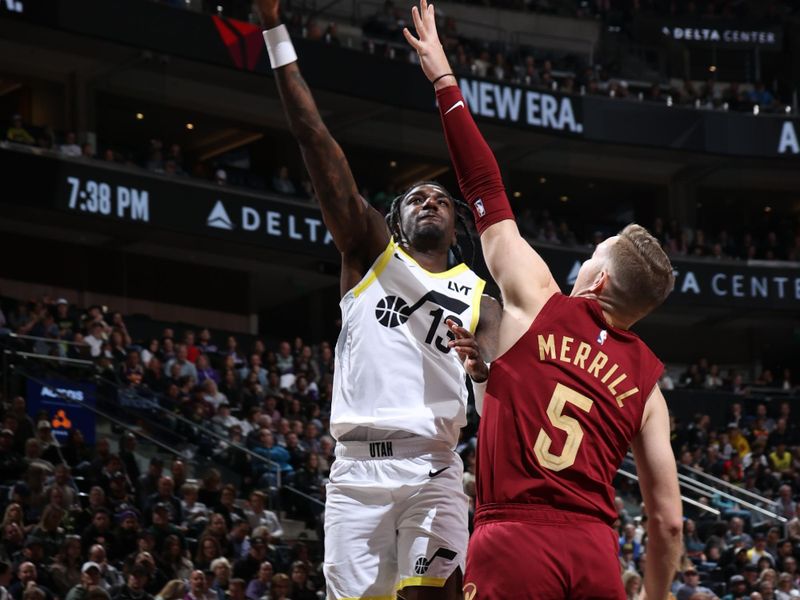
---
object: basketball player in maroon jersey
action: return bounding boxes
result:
[405,2,683,598]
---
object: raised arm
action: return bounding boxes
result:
[403,0,559,318]
[255,0,389,293]
[631,386,683,600]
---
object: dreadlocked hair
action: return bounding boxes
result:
[385,181,476,268]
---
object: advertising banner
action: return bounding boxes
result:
[536,245,800,311]
[26,378,96,444]
[634,16,783,50]
[3,1,799,157]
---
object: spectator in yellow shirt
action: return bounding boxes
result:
[770,443,792,475]
[6,114,34,145]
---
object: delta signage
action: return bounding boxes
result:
[660,25,781,48]
[38,151,338,259]
[538,246,800,311]
[634,16,783,50]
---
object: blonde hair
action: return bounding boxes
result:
[609,224,674,318]
[157,580,186,600]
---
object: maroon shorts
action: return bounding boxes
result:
[464,504,625,600]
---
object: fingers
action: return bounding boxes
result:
[426,1,436,26]
[452,344,480,360]
[402,27,421,50]
[445,319,472,340]
[411,4,424,38]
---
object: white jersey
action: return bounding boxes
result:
[331,239,485,448]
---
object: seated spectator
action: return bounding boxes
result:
[10,562,54,600]
[145,477,183,526]
[243,492,282,540]
[65,562,103,600]
[180,484,209,535]
[28,505,66,559]
[244,562,272,600]
[252,430,294,489]
[193,536,222,574]
[227,579,245,600]
[209,559,231,598]
[268,574,290,600]
[166,345,198,382]
[232,537,272,583]
[675,566,714,600]
[87,545,124,591]
[111,566,153,600]
[184,571,215,600]
[157,535,193,582]
[6,114,34,145]
[749,81,777,109]
[49,535,83,596]
[288,561,316,600]
[212,486,245,533]
[271,167,296,195]
[81,509,115,556]
[60,133,82,157]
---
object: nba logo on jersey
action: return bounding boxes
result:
[474,198,486,217]
[597,329,608,345]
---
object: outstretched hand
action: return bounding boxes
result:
[402,0,455,89]
[252,0,280,28]
[446,319,489,383]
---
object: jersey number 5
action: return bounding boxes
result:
[533,383,594,472]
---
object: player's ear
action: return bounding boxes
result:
[589,269,608,294]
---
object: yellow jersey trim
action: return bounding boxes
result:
[395,244,469,279]
[352,241,395,298]
[469,278,486,334]
[396,576,447,591]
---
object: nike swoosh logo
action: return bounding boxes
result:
[444,101,464,115]
[428,466,450,478]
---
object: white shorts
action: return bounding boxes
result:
[323,438,469,600]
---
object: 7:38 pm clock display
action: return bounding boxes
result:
[64,176,150,222]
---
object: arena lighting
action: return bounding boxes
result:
[709,65,717,73]
[389,160,397,168]
[753,105,760,115]
[185,123,195,130]
[559,195,569,202]
[538,176,547,184]
[513,191,522,198]
[764,206,772,213]
[785,106,792,114]
[666,95,673,107]
[135,113,144,120]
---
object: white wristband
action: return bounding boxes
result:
[262,24,297,69]
[471,364,490,417]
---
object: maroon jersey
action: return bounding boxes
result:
[476,293,663,525]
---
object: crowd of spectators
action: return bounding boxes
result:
[1,292,800,599]
[658,357,795,398]
[0,296,333,600]
[648,397,800,600]
[513,208,800,263]
[6,110,799,265]
[350,1,794,113]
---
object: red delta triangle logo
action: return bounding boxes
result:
[212,15,264,71]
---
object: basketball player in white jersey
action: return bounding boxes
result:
[254,1,500,599]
